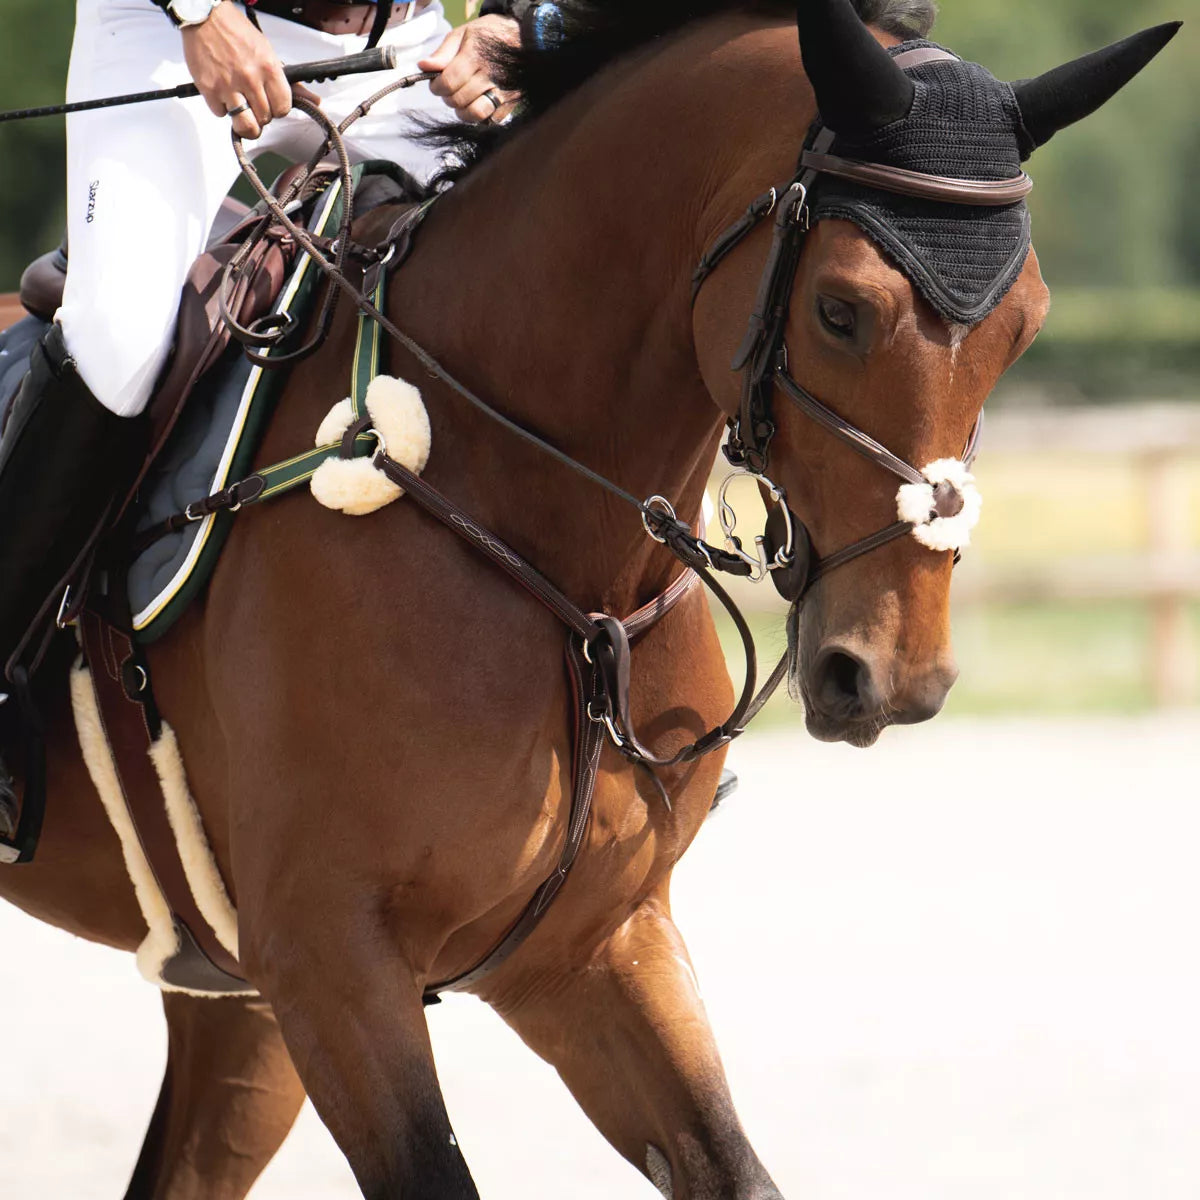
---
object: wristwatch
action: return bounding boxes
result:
[163,0,224,28]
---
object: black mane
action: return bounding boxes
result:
[426,0,938,186]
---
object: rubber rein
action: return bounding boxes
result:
[210,56,1014,995]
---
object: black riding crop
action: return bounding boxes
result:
[0,46,404,123]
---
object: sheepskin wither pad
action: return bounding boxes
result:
[809,41,1032,325]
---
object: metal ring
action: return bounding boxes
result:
[483,89,503,114]
[225,103,250,119]
[641,495,677,544]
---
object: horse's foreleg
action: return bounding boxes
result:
[489,888,783,1200]
[246,920,479,1200]
[123,992,305,1200]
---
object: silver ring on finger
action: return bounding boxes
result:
[226,102,251,118]
[482,88,503,116]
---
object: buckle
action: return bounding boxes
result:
[55,586,75,630]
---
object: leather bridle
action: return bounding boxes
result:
[691,44,1025,604]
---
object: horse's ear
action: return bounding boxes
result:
[1011,22,1182,160]
[796,0,915,140]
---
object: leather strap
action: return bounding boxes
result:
[691,186,783,302]
[808,521,913,583]
[723,127,836,473]
[426,641,606,995]
[774,367,986,581]
[250,0,431,37]
[774,368,926,486]
[620,566,698,639]
[799,151,1033,206]
[373,451,773,766]
[891,46,960,70]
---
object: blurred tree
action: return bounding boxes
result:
[0,4,74,289]
[934,0,1198,291]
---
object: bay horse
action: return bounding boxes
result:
[0,1,1176,1196]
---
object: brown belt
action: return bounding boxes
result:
[249,0,432,38]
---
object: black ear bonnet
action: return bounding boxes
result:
[807,42,1032,326]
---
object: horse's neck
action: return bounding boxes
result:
[391,14,799,613]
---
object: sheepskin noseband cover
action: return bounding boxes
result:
[809,41,1032,326]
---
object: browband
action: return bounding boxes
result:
[799,151,1033,207]
[800,43,1034,209]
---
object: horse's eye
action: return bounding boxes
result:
[817,294,856,339]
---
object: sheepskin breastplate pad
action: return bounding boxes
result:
[809,40,1033,325]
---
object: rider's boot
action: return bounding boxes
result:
[0,324,146,849]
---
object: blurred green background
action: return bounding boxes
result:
[1,0,1196,716]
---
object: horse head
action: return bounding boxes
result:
[694,0,1178,747]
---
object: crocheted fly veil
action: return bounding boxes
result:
[809,45,1031,325]
[795,1,1182,326]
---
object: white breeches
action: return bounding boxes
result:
[58,0,453,416]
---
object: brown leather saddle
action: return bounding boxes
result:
[20,185,302,470]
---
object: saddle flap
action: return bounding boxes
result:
[146,235,292,456]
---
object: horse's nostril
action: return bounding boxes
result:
[813,649,872,718]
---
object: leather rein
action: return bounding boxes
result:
[216,55,1019,995]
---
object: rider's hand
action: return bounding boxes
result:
[419,15,522,125]
[182,0,304,141]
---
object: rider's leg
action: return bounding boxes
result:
[0,326,148,839]
[56,0,248,416]
[0,0,241,838]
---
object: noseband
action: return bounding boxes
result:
[692,47,1018,602]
